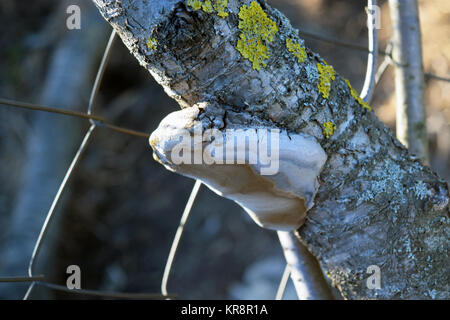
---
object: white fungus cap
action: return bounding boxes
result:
[150,105,327,231]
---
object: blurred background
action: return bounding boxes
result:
[0,0,448,299]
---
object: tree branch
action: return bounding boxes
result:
[360,0,378,103]
[92,0,449,299]
[278,231,334,299]
[389,0,428,162]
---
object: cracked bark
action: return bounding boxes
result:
[92,0,449,299]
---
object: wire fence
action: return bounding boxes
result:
[0,29,172,300]
[0,4,449,300]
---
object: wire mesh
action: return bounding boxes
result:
[0,29,165,300]
[0,5,449,300]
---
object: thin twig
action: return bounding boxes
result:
[161,180,202,297]
[375,57,391,85]
[425,72,450,82]
[275,265,290,300]
[361,0,378,103]
[375,42,393,84]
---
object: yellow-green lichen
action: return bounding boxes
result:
[187,0,229,18]
[214,0,228,18]
[202,0,214,13]
[322,121,336,139]
[286,38,306,63]
[344,79,372,111]
[236,1,278,70]
[317,61,335,99]
[187,0,203,10]
[147,37,158,51]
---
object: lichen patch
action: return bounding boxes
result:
[187,0,229,18]
[236,1,278,70]
[322,121,336,139]
[146,37,158,51]
[286,38,306,64]
[345,79,371,111]
[317,61,335,99]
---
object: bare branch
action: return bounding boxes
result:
[361,0,379,103]
[278,232,334,300]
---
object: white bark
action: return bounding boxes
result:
[277,231,334,299]
[360,0,378,103]
[389,0,428,162]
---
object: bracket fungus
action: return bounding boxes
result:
[149,103,327,231]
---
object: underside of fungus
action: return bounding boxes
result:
[150,102,327,231]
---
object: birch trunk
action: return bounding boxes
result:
[92,0,449,299]
[389,0,428,162]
